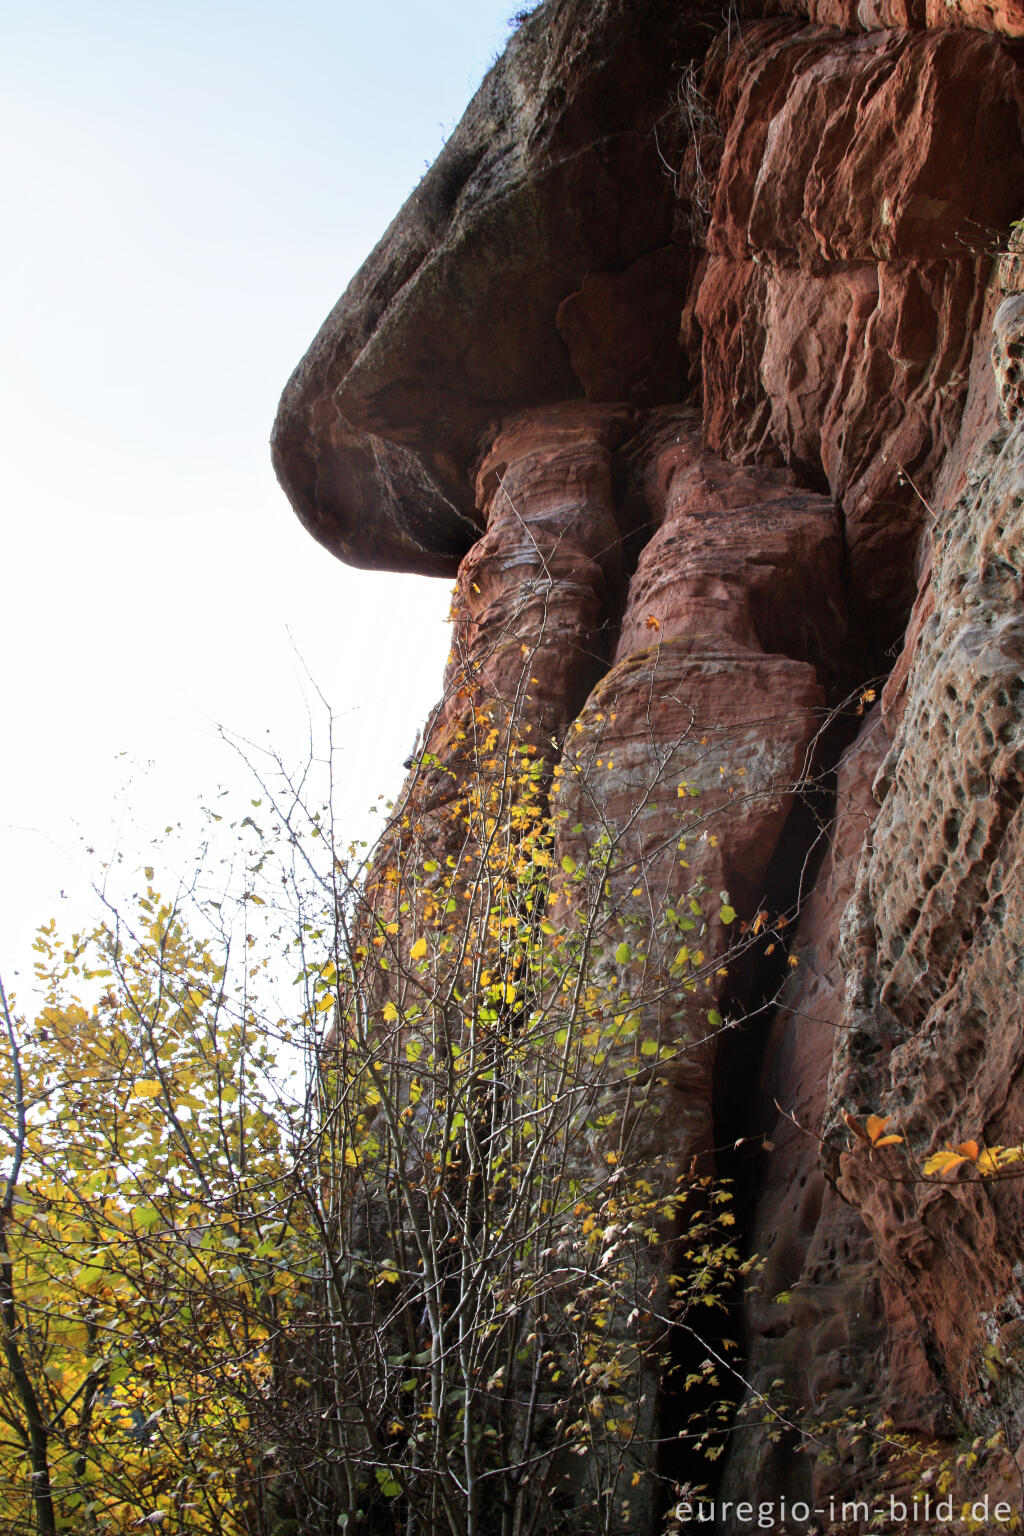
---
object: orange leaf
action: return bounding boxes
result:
[865,1113,895,1145]
[843,1111,871,1145]
[953,1140,979,1162]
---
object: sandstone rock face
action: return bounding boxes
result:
[773,0,1024,36]
[553,420,838,1174]
[697,19,1023,634]
[275,0,1024,1526]
[827,303,1024,1437]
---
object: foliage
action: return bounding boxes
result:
[0,901,310,1534]
[0,686,756,1536]
[282,703,752,1536]
[841,1110,1024,1180]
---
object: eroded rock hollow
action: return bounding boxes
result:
[274,0,1024,1527]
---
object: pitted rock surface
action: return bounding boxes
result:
[994,294,1024,426]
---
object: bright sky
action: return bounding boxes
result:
[1,0,519,986]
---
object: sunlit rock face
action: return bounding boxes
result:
[275,0,1024,1525]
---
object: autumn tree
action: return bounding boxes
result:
[0,894,313,1535]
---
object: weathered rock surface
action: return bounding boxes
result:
[826,295,1024,1440]
[275,0,1024,1526]
[697,19,1023,633]
[553,419,838,1171]
[271,0,722,574]
[773,0,1024,36]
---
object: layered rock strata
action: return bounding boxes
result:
[274,0,1024,1527]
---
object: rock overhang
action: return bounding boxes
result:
[271,0,1024,600]
[270,0,724,576]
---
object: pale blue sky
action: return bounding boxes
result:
[1,1,520,983]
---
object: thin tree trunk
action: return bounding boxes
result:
[0,973,57,1536]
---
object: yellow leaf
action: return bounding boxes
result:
[132,1080,162,1099]
[382,1002,399,1023]
[923,1147,968,1177]
[410,937,427,960]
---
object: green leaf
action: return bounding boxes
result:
[375,1468,401,1498]
[614,942,631,965]
[561,855,577,875]
[719,904,737,925]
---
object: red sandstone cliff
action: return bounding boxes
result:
[273,1,1024,1528]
